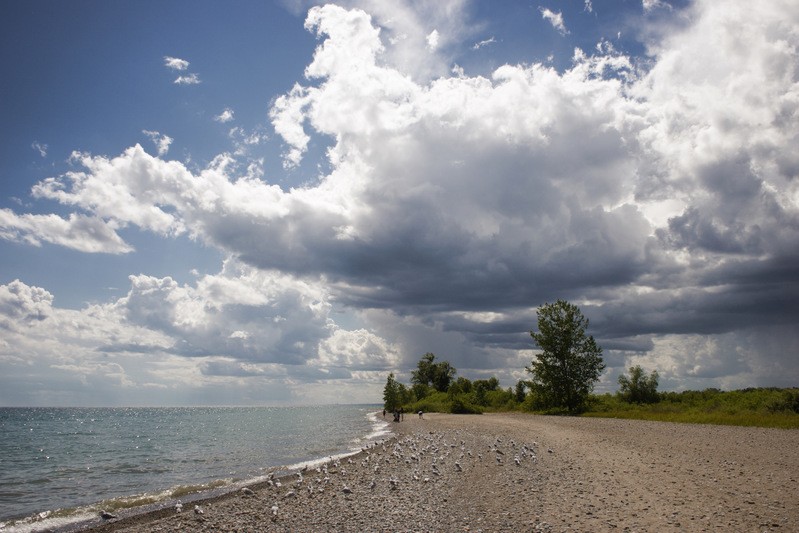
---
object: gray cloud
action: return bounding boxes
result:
[1,0,798,402]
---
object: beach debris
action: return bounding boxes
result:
[454,461,462,472]
[270,504,279,522]
[194,505,204,515]
[284,490,297,499]
[99,510,118,520]
[389,477,399,490]
[175,502,183,513]
[342,485,352,494]
[241,487,255,497]
[369,479,376,490]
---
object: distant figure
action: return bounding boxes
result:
[382,409,386,418]
[418,410,423,419]
[400,407,404,421]
[393,409,400,422]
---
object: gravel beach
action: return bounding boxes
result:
[79,412,799,532]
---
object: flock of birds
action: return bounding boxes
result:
[99,430,545,524]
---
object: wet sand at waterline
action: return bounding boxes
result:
[80,412,799,532]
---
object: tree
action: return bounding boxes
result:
[514,380,527,403]
[432,361,456,392]
[453,376,473,394]
[618,365,660,404]
[383,373,401,412]
[527,300,605,413]
[411,352,456,393]
[411,353,436,388]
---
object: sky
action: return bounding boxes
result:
[1,0,797,406]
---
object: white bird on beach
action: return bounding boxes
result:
[99,510,118,520]
[270,504,279,521]
[175,502,183,513]
[194,505,204,515]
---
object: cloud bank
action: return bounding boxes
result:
[1,0,797,405]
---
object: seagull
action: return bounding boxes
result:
[342,485,352,494]
[99,510,118,520]
[174,502,183,513]
[271,504,279,521]
[194,505,204,515]
[241,487,255,496]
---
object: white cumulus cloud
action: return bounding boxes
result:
[163,56,189,70]
[214,108,235,123]
[539,7,569,35]
[142,130,173,156]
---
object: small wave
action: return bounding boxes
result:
[363,410,393,442]
[0,478,243,533]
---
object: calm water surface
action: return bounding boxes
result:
[0,405,388,531]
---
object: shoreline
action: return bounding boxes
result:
[59,412,799,532]
[3,408,391,533]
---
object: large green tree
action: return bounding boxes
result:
[383,373,400,411]
[527,300,605,413]
[618,365,660,404]
[411,353,456,393]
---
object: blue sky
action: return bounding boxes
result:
[1,0,797,406]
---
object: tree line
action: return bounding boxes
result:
[383,299,662,415]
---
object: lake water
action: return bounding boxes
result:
[0,405,389,531]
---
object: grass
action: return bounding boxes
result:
[399,387,799,429]
[581,388,799,429]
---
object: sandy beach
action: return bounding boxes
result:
[77,412,799,532]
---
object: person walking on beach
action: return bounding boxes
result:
[382,409,386,418]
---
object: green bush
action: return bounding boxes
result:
[449,396,483,414]
[406,391,451,414]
